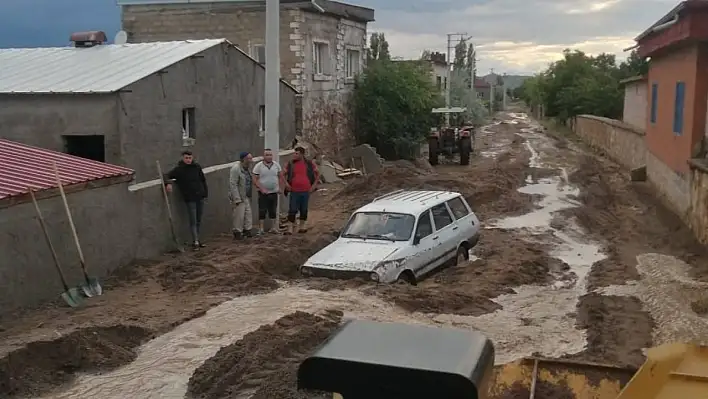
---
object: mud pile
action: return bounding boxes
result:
[186,311,341,399]
[492,380,575,399]
[0,325,153,398]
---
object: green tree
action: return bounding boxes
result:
[352,61,441,160]
[619,50,649,77]
[454,39,467,69]
[420,50,431,60]
[368,33,390,61]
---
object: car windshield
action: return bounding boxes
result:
[341,212,415,241]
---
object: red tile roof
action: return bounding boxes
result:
[0,139,134,200]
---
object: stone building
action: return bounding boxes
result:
[0,35,299,181]
[118,0,375,155]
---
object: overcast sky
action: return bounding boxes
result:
[0,0,674,75]
[357,0,674,74]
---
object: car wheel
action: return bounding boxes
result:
[396,271,416,285]
[454,245,470,266]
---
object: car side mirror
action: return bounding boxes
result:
[413,236,421,245]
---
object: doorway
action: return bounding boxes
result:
[62,135,105,162]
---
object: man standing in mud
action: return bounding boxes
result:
[252,148,285,234]
[164,150,208,250]
[230,152,254,240]
[283,146,319,234]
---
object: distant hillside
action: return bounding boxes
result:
[481,73,532,90]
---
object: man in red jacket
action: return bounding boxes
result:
[284,146,319,234]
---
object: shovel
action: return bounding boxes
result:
[52,162,102,297]
[156,161,184,253]
[29,189,83,308]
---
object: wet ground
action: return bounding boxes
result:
[2,108,708,398]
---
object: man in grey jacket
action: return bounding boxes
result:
[230,151,254,240]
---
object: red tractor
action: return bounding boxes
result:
[428,107,475,166]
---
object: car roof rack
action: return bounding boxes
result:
[372,189,405,202]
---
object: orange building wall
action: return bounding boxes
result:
[646,44,701,174]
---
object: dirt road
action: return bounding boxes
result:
[2,109,708,398]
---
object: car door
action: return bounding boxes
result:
[446,195,478,244]
[409,210,436,277]
[428,202,457,270]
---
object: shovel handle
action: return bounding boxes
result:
[157,161,182,249]
[29,189,71,290]
[52,162,89,274]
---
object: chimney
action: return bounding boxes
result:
[70,31,107,48]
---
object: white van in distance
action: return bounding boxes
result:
[300,190,481,284]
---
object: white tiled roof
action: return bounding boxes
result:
[0,39,227,94]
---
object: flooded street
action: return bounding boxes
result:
[4,110,708,398]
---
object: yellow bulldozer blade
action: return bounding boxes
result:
[490,357,637,398]
[616,343,708,399]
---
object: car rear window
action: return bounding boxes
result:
[447,196,470,219]
[431,203,453,230]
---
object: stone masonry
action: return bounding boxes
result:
[121,1,374,155]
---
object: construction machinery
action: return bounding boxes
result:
[298,319,708,398]
[429,107,475,166]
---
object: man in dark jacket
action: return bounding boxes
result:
[164,151,209,249]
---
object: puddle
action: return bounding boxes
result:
[45,113,607,398]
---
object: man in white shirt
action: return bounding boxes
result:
[252,148,285,234]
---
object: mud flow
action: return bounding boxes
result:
[492,380,575,399]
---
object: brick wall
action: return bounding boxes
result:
[689,160,708,244]
[573,115,647,170]
[622,81,647,130]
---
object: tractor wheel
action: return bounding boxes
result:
[428,137,439,166]
[460,138,471,165]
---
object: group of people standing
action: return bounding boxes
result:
[163,146,320,249]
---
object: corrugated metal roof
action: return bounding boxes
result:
[0,39,226,94]
[0,139,135,200]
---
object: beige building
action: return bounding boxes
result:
[118,0,375,154]
[620,75,648,131]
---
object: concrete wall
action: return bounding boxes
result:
[0,94,122,165]
[622,80,647,130]
[118,42,298,181]
[689,160,708,244]
[0,151,297,314]
[573,115,647,170]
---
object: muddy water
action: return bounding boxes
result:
[46,113,608,398]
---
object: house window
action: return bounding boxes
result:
[252,44,265,64]
[673,81,685,135]
[63,135,105,162]
[313,41,329,75]
[182,107,196,139]
[259,105,266,132]
[650,83,658,124]
[345,49,360,78]
[436,76,442,90]
[444,77,448,90]
[477,91,484,99]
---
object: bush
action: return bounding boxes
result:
[352,60,442,160]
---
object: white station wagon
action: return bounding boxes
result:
[300,190,481,284]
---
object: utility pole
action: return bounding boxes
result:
[265,0,279,163]
[445,32,469,126]
[265,0,280,222]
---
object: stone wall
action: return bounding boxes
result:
[622,80,647,130]
[573,115,646,170]
[0,152,295,315]
[689,159,708,244]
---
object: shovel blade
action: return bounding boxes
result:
[61,288,83,308]
[80,277,102,297]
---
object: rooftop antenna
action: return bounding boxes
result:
[114,30,128,45]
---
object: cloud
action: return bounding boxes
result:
[360,0,677,74]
